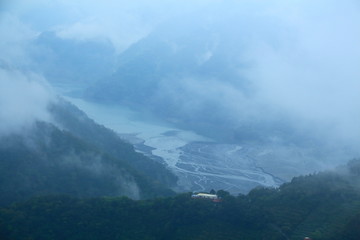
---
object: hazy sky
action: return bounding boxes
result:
[1,0,360,148]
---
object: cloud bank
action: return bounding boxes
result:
[125,0,359,149]
[2,0,360,150]
[0,69,54,136]
[0,13,54,136]
[242,0,360,145]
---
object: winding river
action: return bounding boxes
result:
[67,97,334,194]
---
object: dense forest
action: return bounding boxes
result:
[0,99,177,206]
[50,99,178,192]
[1,159,360,240]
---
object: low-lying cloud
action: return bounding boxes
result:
[2,0,360,151]
[0,13,54,136]
[0,13,37,68]
[0,68,54,136]
[242,1,360,146]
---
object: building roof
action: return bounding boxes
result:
[192,193,218,199]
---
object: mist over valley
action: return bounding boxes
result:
[1,1,360,239]
[1,0,360,194]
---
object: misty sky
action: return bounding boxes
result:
[1,0,360,149]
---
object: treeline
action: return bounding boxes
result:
[1,160,360,240]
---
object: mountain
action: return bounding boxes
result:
[50,98,178,190]
[0,98,177,206]
[80,22,334,150]
[23,28,358,195]
[78,26,357,192]
[1,159,360,240]
[29,31,116,94]
[83,24,254,142]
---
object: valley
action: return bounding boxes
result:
[66,97,333,194]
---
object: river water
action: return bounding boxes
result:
[66,97,339,194]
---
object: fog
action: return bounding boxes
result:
[0,13,54,136]
[0,67,54,135]
[1,0,360,153]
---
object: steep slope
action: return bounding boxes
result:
[0,121,141,206]
[50,99,178,190]
[82,21,307,146]
[30,31,116,89]
[0,99,177,206]
[83,26,252,142]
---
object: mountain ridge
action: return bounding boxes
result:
[0,98,177,206]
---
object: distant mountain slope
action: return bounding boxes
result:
[0,99,176,206]
[50,99,178,190]
[80,28,358,186]
[83,26,254,142]
[30,31,116,88]
[0,121,141,206]
[1,159,360,240]
[81,24,321,147]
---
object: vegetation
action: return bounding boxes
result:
[50,99,178,190]
[1,100,359,239]
[0,99,178,206]
[1,160,360,239]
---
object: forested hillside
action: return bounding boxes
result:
[50,99,178,190]
[1,160,360,240]
[0,99,177,206]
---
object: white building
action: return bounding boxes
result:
[191,193,221,202]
